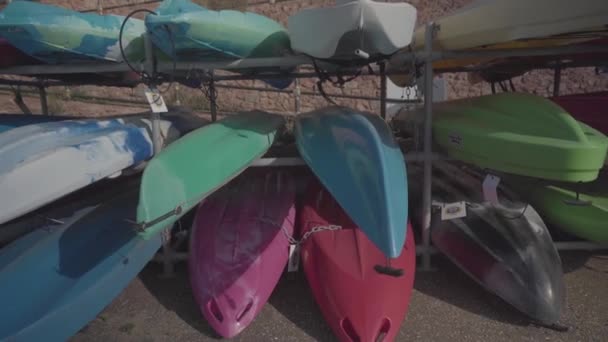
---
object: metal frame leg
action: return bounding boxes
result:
[421,23,436,271]
[553,65,562,97]
[39,86,48,115]
[380,62,387,119]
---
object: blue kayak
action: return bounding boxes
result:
[0,117,180,225]
[146,0,293,89]
[0,182,161,341]
[294,106,409,258]
[0,1,145,64]
[0,114,70,134]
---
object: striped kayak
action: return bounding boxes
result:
[507,171,608,243]
[0,114,71,134]
[0,179,161,341]
[136,111,286,239]
[0,1,145,64]
[0,117,180,224]
[190,170,296,338]
[294,106,408,258]
[409,161,565,325]
[392,92,608,182]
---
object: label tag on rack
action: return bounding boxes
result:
[482,174,501,205]
[441,201,467,221]
[144,87,168,113]
[288,244,300,272]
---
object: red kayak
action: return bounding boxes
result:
[551,91,608,135]
[299,180,416,342]
[0,38,38,68]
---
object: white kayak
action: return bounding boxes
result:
[288,0,417,60]
[411,0,608,51]
[0,118,179,224]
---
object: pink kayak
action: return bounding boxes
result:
[551,91,608,135]
[189,170,296,338]
[299,179,416,342]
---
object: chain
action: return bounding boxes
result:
[258,217,342,246]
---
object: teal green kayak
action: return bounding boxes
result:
[393,92,608,182]
[136,111,286,239]
[294,106,408,258]
[0,1,144,64]
[507,172,608,243]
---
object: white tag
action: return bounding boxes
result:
[144,87,168,113]
[288,244,300,272]
[441,201,467,220]
[482,174,501,205]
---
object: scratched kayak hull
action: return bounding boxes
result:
[409,161,565,325]
[136,111,285,240]
[393,92,608,182]
[288,0,417,60]
[299,179,416,342]
[146,0,293,89]
[189,170,296,338]
[0,180,161,341]
[506,171,608,243]
[0,117,180,224]
[0,1,145,64]
[294,106,408,258]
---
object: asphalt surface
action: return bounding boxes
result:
[71,250,608,342]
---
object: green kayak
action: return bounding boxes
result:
[507,172,608,243]
[135,111,285,239]
[393,92,608,182]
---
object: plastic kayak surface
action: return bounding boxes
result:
[299,179,415,342]
[393,92,608,182]
[136,111,285,239]
[551,91,608,135]
[0,180,161,341]
[0,114,70,134]
[409,161,565,325]
[294,106,408,258]
[189,170,296,338]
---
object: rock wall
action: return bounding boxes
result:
[1,0,606,116]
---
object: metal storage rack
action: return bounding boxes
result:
[1,22,607,275]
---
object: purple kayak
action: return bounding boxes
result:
[189,170,296,338]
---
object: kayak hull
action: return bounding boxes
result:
[393,92,608,182]
[0,118,180,224]
[300,180,416,342]
[0,182,161,341]
[288,0,417,60]
[189,170,296,338]
[507,172,608,243]
[409,161,565,324]
[0,1,145,64]
[294,106,408,258]
[551,91,608,135]
[136,111,285,239]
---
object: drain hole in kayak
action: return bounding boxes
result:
[236,300,253,322]
[340,318,360,341]
[376,318,391,342]
[208,299,224,322]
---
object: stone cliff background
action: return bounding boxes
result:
[0,0,606,116]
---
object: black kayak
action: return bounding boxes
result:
[409,161,565,325]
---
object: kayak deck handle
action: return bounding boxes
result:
[374,264,404,278]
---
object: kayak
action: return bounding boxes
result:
[136,110,285,240]
[299,179,416,342]
[408,161,565,325]
[288,0,417,60]
[0,114,70,134]
[551,91,608,135]
[294,106,408,258]
[0,180,161,341]
[392,92,608,182]
[0,117,180,224]
[506,171,608,243]
[189,170,296,338]
[147,0,291,61]
[146,0,293,89]
[387,0,608,85]
[0,1,145,64]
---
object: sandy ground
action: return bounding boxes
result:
[69,251,608,342]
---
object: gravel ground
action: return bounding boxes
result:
[70,251,608,342]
